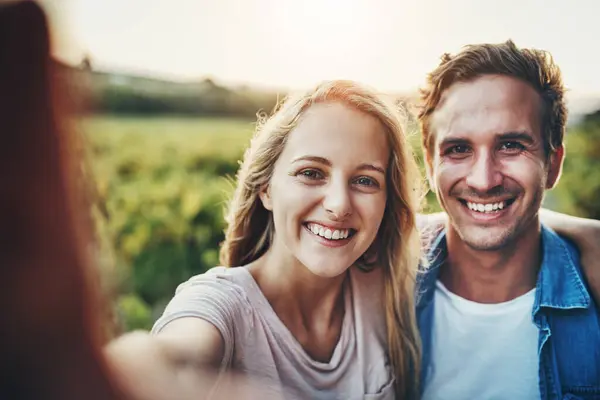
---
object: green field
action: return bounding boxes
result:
[82,113,600,332]
[83,116,258,331]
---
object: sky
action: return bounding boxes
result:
[42,0,600,96]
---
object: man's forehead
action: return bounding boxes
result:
[430,75,542,141]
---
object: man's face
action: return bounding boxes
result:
[427,75,564,251]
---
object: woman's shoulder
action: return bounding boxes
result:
[151,266,255,335]
[178,266,251,292]
[175,265,256,302]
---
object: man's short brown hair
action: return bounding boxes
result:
[418,40,567,161]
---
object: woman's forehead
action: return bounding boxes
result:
[279,102,390,167]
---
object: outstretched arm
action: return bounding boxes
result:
[106,319,226,400]
[106,320,290,400]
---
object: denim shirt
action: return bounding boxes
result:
[416,225,600,400]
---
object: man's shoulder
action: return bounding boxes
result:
[540,224,582,267]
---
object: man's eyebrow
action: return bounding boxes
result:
[438,131,536,148]
[439,136,471,148]
[291,155,331,165]
[496,131,536,144]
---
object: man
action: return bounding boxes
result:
[416,40,600,399]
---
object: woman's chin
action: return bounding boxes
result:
[301,260,353,280]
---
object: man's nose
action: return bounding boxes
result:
[465,152,503,193]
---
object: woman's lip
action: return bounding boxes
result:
[304,221,355,231]
[303,225,352,248]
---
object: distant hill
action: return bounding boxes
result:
[54,60,600,122]
[55,60,282,118]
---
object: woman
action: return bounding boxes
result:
[145,80,424,399]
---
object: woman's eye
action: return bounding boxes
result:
[297,169,323,180]
[353,176,379,188]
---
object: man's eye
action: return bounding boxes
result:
[450,145,470,153]
[500,141,526,152]
[444,145,471,156]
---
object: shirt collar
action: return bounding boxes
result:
[534,224,590,310]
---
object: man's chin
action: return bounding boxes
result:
[456,226,514,252]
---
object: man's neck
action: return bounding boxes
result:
[440,222,543,303]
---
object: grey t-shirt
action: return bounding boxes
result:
[152,266,395,400]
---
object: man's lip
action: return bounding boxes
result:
[457,197,518,211]
[457,197,516,204]
[456,196,517,220]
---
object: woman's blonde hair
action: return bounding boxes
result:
[220,80,423,398]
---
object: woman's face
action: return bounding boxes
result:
[260,102,389,278]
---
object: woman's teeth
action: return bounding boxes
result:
[307,223,350,240]
[466,201,506,213]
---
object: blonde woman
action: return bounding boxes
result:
[110,80,423,400]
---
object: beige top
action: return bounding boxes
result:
[151,266,395,400]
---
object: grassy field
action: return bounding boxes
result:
[82,115,258,331]
[80,113,596,332]
[83,116,256,180]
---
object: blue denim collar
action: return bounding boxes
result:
[533,225,590,310]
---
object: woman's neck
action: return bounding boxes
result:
[246,246,348,362]
[248,246,347,326]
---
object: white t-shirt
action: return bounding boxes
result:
[422,280,541,400]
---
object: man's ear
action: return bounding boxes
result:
[546,145,565,189]
[259,185,273,211]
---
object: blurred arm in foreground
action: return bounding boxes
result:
[106,326,270,400]
[106,320,237,400]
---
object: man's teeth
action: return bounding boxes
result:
[466,201,506,213]
[307,223,350,240]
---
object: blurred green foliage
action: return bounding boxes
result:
[116,294,152,332]
[84,116,256,330]
[84,107,598,332]
[554,111,600,219]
